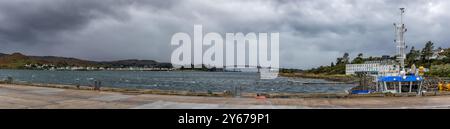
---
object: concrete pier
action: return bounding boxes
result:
[2,84,450,109]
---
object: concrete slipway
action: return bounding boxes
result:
[1,84,450,109]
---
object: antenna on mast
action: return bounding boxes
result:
[394,8,407,73]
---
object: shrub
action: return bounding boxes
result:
[429,64,450,77]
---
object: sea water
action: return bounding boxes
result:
[0,69,355,93]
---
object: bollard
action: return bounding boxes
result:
[233,85,242,98]
[75,78,80,89]
[447,83,450,91]
[6,76,13,84]
[223,90,232,96]
[98,80,102,90]
[93,80,102,91]
[438,82,443,92]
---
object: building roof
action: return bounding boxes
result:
[378,75,423,82]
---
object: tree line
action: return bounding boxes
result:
[307,41,450,76]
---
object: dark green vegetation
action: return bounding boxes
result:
[0,52,172,69]
[429,64,450,77]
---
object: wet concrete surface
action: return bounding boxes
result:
[2,84,450,109]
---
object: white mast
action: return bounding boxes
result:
[394,8,407,72]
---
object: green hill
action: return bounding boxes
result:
[0,52,171,69]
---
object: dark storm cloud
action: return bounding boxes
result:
[0,0,131,44]
[0,0,449,68]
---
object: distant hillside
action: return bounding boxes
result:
[0,52,172,69]
[0,53,35,68]
[29,55,98,67]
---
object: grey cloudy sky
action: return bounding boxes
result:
[0,0,449,69]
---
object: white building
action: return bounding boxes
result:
[346,63,399,76]
[430,48,446,60]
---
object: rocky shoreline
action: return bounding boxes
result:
[279,72,357,83]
